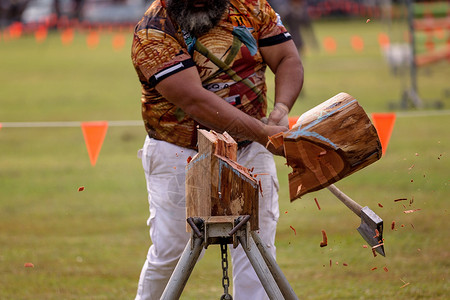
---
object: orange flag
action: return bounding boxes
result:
[372,113,396,156]
[323,37,337,53]
[86,30,99,49]
[112,33,125,51]
[288,116,299,129]
[377,32,390,49]
[35,25,48,43]
[81,121,108,166]
[61,28,74,46]
[9,22,23,39]
[351,35,364,52]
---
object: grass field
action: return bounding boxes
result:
[0,17,449,299]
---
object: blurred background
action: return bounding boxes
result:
[0,0,448,299]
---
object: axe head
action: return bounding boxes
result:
[357,206,385,256]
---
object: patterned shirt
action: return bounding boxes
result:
[131,0,291,149]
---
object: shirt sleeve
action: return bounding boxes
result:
[132,29,195,88]
[255,0,292,47]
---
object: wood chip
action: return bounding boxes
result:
[290,225,296,235]
[372,243,384,250]
[267,132,284,149]
[320,229,328,247]
[295,184,302,197]
[314,198,321,210]
[394,198,407,202]
[403,209,421,214]
[373,229,380,238]
[400,278,410,288]
[258,179,263,196]
[391,221,395,230]
[400,282,410,289]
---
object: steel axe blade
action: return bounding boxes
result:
[358,206,385,256]
[327,184,385,257]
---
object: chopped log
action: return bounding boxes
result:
[186,129,259,231]
[284,92,382,201]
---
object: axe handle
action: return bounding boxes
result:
[327,184,362,217]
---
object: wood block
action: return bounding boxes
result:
[186,129,259,231]
[284,92,382,200]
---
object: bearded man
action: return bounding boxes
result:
[131,0,303,298]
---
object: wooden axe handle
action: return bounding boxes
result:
[327,184,362,217]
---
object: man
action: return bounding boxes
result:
[131,0,303,298]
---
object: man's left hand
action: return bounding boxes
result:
[267,102,289,127]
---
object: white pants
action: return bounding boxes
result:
[135,136,280,300]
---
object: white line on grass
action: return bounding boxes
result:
[1,111,449,128]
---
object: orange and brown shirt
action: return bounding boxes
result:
[131,0,291,149]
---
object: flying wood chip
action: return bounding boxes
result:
[373,229,380,238]
[394,198,407,202]
[267,132,284,149]
[372,243,384,250]
[372,248,377,257]
[258,179,263,196]
[404,209,421,214]
[400,278,410,288]
[320,229,328,247]
[314,198,321,210]
[290,225,297,235]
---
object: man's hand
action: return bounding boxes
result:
[267,102,289,127]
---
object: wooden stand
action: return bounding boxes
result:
[161,129,298,299]
[282,93,382,200]
[186,130,259,230]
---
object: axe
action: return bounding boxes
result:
[327,184,385,256]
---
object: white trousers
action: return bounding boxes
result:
[135,136,280,300]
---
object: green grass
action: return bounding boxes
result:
[0,19,449,299]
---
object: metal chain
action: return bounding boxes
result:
[220,242,233,300]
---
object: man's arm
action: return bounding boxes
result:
[155,66,287,153]
[260,39,304,126]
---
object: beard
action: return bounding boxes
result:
[166,0,230,37]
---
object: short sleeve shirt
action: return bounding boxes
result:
[131,0,291,149]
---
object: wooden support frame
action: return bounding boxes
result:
[186,130,259,231]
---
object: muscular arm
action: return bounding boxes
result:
[260,39,304,111]
[155,67,287,151]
